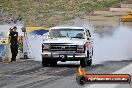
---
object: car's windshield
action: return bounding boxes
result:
[49,29,85,38]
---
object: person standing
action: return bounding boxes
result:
[8,27,13,39]
[9,26,18,62]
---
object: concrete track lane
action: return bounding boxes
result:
[0,60,131,88]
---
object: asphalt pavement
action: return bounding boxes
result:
[0,59,131,88]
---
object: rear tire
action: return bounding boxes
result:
[42,57,49,67]
[80,58,87,67]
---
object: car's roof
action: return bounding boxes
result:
[51,26,86,30]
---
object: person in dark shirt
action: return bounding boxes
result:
[9,26,18,62]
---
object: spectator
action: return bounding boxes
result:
[9,26,18,62]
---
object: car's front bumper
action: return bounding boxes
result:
[41,51,86,61]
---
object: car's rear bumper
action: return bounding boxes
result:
[41,51,87,61]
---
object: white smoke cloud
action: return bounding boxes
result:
[28,19,132,65]
[0,25,23,36]
[28,34,48,61]
[73,19,132,64]
[93,26,132,64]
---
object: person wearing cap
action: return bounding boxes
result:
[8,27,13,35]
[9,26,18,62]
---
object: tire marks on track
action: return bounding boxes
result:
[0,60,78,88]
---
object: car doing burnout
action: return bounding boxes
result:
[41,26,93,67]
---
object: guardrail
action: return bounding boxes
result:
[110,8,132,12]
[121,4,132,8]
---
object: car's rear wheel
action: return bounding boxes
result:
[50,60,57,66]
[80,58,87,67]
[42,57,49,67]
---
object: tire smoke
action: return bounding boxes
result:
[28,19,132,65]
[73,19,132,64]
[92,26,132,64]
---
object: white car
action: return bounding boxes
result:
[41,26,93,67]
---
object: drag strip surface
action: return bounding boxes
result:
[0,59,131,88]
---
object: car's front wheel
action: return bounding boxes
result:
[80,58,87,67]
[50,60,57,66]
[42,57,50,67]
[87,59,92,66]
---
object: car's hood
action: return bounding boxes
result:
[43,38,85,45]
